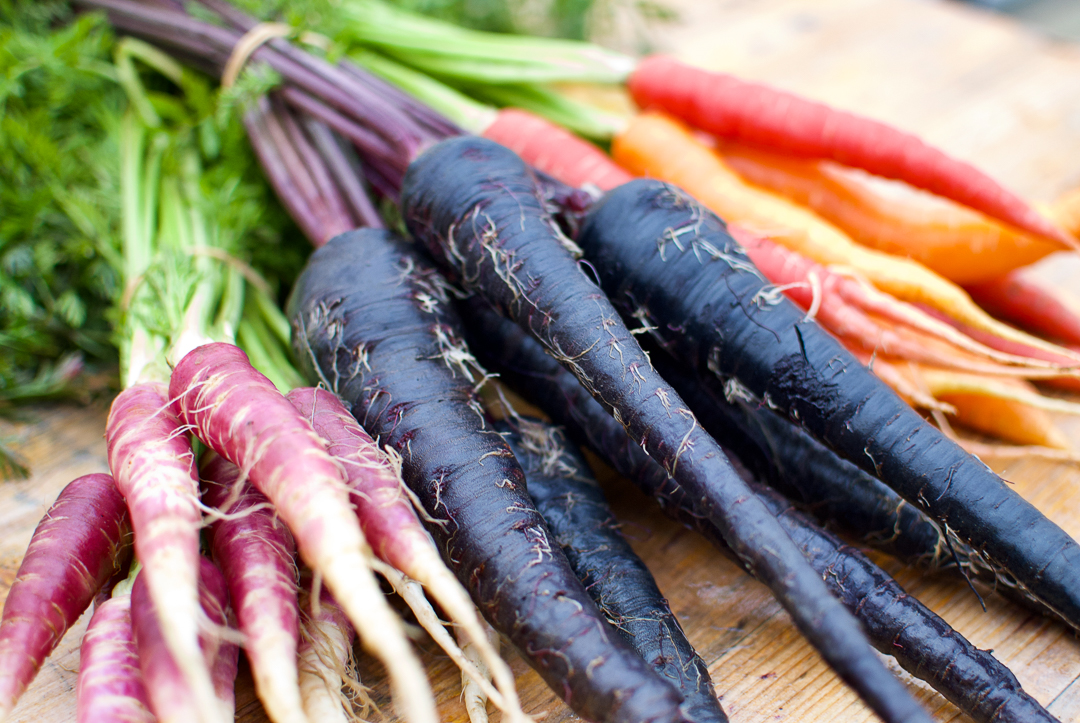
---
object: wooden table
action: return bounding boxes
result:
[5,0,1080,720]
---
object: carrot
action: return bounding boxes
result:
[966,266,1080,348]
[716,140,1062,284]
[627,55,1074,247]
[457,621,500,723]
[168,342,436,723]
[201,453,306,723]
[105,382,221,723]
[483,108,632,191]
[469,294,1057,721]
[289,229,691,723]
[1051,185,1080,238]
[936,388,1071,451]
[0,472,132,720]
[577,177,1080,632]
[296,579,364,723]
[286,384,524,722]
[130,557,238,723]
[500,417,728,723]
[611,111,1080,363]
[400,136,931,723]
[76,580,154,723]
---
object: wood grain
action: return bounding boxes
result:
[5,0,1080,721]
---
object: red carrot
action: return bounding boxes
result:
[285,387,524,721]
[483,108,631,191]
[76,585,155,723]
[627,55,1074,247]
[169,342,436,723]
[966,267,1080,348]
[0,472,131,720]
[105,383,220,723]
[202,453,305,723]
[130,557,237,723]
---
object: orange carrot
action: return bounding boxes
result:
[482,108,632,191]
[1052,186,1080,238]
[718,141,1061,284]
[935,389,1071,450]
[611,111,1080,362]
[627,55,1074,246]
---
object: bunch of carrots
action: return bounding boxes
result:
[4,1,1080,722]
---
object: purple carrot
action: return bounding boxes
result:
[106,383,219,722]
[202,453,304,723]
[168,342,435,723]
[76,584,155,723]
[0,472,132,720]
[130,557,238,723]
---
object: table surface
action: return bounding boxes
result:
[5,0,1080,721]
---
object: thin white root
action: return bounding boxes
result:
[457,620,499,723]
[298,605,364,722]
[418,568,530,723]
[376,563,509,712]
[322,549,437,723]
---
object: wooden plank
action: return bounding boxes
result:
[5,0,1080,721]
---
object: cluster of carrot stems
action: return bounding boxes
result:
[7,0,1079,721]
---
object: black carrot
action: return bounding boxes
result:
[400,135,931,723]
[575,178,1080,632]
[287,229,690,723]
[462,297,948,566]
[463,299,1059,723]
[498,417,727,723]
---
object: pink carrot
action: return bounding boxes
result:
[106,383,220,723]
[731,224,1080,371]
[169,342,435,723]
[966,268,1080,348]
[77,588,155,723]
[285,387,523,720]
[0,472,131,721]
[202,452,306,723]
[482,108,633,192]
[131,558,238,723]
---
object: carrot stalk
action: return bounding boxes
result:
[627,55,1074,246]
[168,342,437,723]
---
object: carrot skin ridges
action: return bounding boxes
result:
[288,230,689,723]
[0,472,131,719]
[131,558,237,723]
[105,383,219,722]
[201,453,305,723]
[500,419,728,723]
[401,137,930,723]
[577,178,1080,631]
[627,55,1071,246]
[470,304,1056,722]
[76,592,155,723]
[168,342,436,723]
[483,108,632,192]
